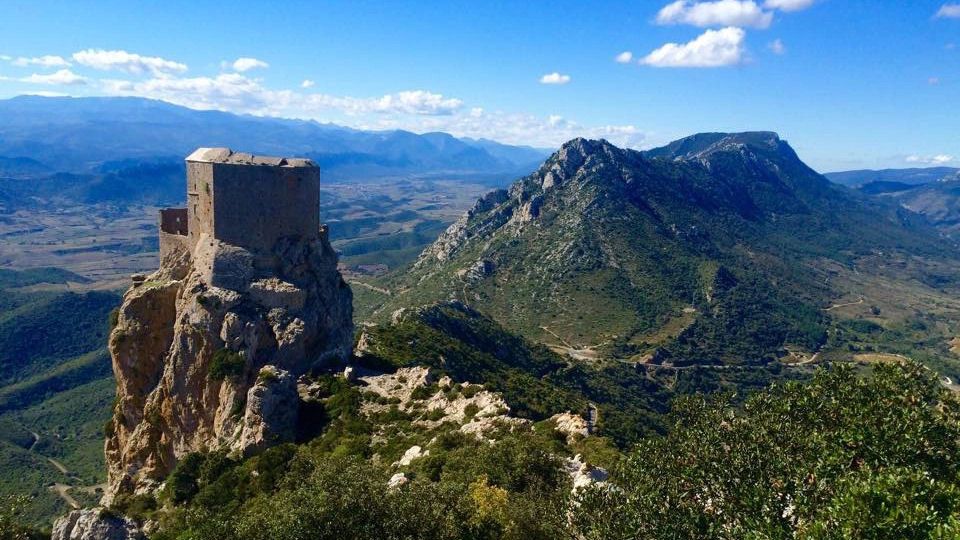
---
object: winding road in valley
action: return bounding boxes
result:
[24,430,88,509]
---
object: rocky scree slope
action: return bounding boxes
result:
[102,227,353,504]
[381,133,948,365]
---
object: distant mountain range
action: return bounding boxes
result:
[824,167,960,236]
[0,95,549,186]
[849,171,960,236]
[825,167,959,188]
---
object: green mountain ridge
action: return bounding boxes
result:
[372,133,956,365]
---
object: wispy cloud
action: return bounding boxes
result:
[764,0,816,12]
[100,73,464,116]
[13,55,71,68]
[656,0,772,29]
[21,69,87,85]
[642,27,746,67]
[301,79,315,88]
[936,3,960,18]
[87,69,644,149]
[768,38,786,54]
[230,57,269,72]
[906,154,955,165]
[397,110,649,150]
[539,72,571,84]
[72,49,187,76]
[615,51,634,63]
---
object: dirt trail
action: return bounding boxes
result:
[50,483,79,509]
[47,457,70,475]
[24,429,95,509]
[348,280,391,296]
[825,296,865,312]
[540,326,572,348]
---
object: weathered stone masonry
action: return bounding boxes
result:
[159,148,320,264]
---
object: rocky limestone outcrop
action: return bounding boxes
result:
[103,229,352,503]
[236,366,299,457]
[549,411,590,444]
[357,366,528,441]
[51,509,144,540]
[564,454,609,493]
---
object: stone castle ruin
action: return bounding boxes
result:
[102,148,353,504]
[159,148,320,267]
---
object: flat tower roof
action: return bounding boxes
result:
[186,147,316,168]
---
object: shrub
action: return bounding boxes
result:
[573,362,960,539]
[209,349,245,381]
[107,307,120,330]
[111,492,157,521]
[257,369,278,384]
[0,495,44,540]
[463,403,480,419]
[411,384,438,401]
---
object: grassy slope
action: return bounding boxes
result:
[0,269,119,527]
[0,377,114,527]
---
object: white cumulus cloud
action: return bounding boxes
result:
[13,55,71,68]
[642,27,746,67]
[90,70,643,149]
[656,0,772,29]
[936,3,960,18]
[301,79,315,88]
[764,0,815,11]
[72,49,187,76]
[231,57,269,72]
[394,109,649,150]
[615,51,634,63]
[21,69,87,85]
[99,73,463,116]
[906,154,955,165]
[539,72,571,84]
[345,90,464,115]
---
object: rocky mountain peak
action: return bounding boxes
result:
[645,131,784,162]
[391,133,933,363]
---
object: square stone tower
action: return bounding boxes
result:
[184,148,320,256]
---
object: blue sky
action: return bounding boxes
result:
[0,0,957,171]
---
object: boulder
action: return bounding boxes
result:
[248,278,306,311]
[549,411,590,444]
[388,473,408,489]
[394,445,429,467]
[234,366,298,457]
[51,509,143,540]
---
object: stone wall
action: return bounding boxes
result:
[158,231,190,263]
[185,148,319,260]
[159,208,188,235]
[186,160,215,250]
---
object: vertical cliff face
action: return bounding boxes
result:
[102,152,353,504]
